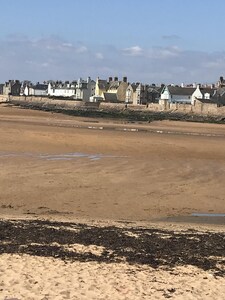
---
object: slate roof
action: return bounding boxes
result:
[33,84,48,90]
[147,86,162,94]
[127,83,139,92]
[167,86,195,96]
[108,81,120,90]
[211,88,225,105]
[98,79,109,90]
[199,87,217,97]
[103,92,118,102]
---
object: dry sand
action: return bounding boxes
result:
[0,104,225,299]
[1,254,224,300]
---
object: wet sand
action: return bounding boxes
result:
[0,104,225,223]
[0,104,225,299]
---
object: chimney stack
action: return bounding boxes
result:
[123,76,127,83]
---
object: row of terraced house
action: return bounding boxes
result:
[1,76,225,107]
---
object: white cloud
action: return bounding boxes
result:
[95,52,104,59]
[76,45,88,54]
[62,42,73,48]
[122,46,144,56]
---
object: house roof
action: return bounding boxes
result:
[97,79,109,90]
[147,86,162,94]
[167,86,195,96]
[211,88,225,105]
[108,81,120,90]
[33,84,48,90]
[127,83,139,92]
[199,87,216,97]
[103,92,118,102]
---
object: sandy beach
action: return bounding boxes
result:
[0,104,225,299]
[0,104,225,221]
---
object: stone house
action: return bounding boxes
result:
[94,78,109,99]
[3,80,21,96]
[147,86,162,103]
[214,87,225,106]
[106,77,128,102]
[94,77,128,102]
[217,76,225,88]
[75,77,95,101]
[125,83,139,104]
[0,84,4,95]
[126,83,161,105]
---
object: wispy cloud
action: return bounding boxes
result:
[162,34,181,40]
[147,46,181,59]
[0,35,224,84]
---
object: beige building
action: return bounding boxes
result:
[125,83,139,104]
[94,77,128,102]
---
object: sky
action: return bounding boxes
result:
[0,0,225,84]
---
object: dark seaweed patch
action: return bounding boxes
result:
[0,219,224,276]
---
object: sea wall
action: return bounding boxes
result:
[0,95,9,102]
[6,95,225,118]
[158,99,225,116]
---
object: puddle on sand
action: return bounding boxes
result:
[158,213,225,225]
[191,213,225,217]
[0,151,126,161]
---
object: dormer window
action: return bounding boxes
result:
[204,93,210,99]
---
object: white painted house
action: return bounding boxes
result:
[48,81,76,98]
[160,85,217,105]
[191,84,216,105]
[24,83,48,96]
[160,85,195,104]
[47,78,95,100]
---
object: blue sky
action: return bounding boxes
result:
[0,0,225,84]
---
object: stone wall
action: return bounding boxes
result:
[158,99,224,116]
[99,102,126,110]
[0,95,9,102]
[7,96,225,117]
[9,96,86,109]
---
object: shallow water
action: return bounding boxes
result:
[0,151,125,161]
[191,213,225,217]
